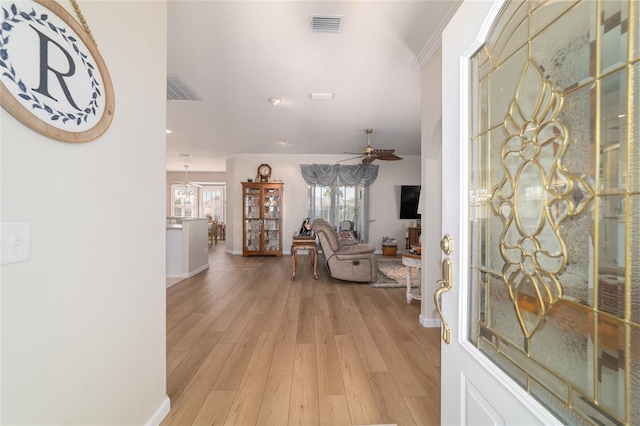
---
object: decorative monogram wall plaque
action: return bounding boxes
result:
[0,0,114,142]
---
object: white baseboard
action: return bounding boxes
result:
[145,395,170,426]
[181,263,209,278]
[419,314,441,328]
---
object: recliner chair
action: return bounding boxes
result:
[311,218,377,282]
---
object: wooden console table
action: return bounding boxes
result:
[291,236,319,280]
[401,252,421,304]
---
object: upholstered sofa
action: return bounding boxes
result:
[311,218,377,282]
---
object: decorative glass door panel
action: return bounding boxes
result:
[468,1,639,424]
[262,187,281,251]
[244,186,260,251]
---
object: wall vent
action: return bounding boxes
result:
[167,74,202,101]
[309,15,343,33]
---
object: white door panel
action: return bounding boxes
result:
[440,0,639,425]
[440,1,562,424]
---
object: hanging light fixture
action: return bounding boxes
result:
[177,165,194,200]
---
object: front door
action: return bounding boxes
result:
[439,0,639,424]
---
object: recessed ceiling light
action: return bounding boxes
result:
[310,93,333,100]
[280,141,292,146]
[166,129,172,134]
[177,153,192,157]
[268,97,283,106]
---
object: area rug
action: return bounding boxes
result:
[370,257,419,288]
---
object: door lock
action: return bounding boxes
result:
[440,234,453,255]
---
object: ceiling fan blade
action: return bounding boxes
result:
[373,149,402,161]
[362,156,376,165]
[337,155,365,162]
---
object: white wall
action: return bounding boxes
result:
[226,155,420,255]
[420,46,444,327]
[0,2,168,424]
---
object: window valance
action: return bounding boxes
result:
[300,164,378,186]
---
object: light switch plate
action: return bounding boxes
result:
[1,221,31,265]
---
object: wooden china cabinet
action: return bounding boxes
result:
[242,182,283,256]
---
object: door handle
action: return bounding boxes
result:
[434,257,453,344]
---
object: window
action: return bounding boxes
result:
[201,186,225,221]
[308,180,368,242]
[171,185,197,217]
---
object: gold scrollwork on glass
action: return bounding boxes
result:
[490,59,594,338]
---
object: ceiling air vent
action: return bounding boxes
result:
[309,15,343,33]
[167,74,202,101]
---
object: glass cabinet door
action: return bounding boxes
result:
[244,187,261,251]
[262,186,281,251]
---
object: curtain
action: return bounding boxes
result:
[300,164,378,186]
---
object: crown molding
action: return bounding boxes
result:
[410,1,462,71]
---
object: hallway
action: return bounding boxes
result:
[163,246,441,425]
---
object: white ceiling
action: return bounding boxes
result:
[166,1,460,172]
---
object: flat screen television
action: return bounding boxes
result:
[400,185,421,219]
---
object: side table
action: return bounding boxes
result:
[401,252,421,304]
[291,236,319,280]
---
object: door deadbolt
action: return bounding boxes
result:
[440,234,453,255]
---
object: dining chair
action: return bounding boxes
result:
[209,220,218,246]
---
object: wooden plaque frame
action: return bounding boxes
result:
[0,0,115,142]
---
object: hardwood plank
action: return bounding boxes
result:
[334,334,383,425]
[268,292,301,377]
[368,371,417,426]
[364,316,428,397]
[162,343,235,425]
[312,284,330,317]
[224,331,278,425]
[218,297,260,344]
[296,296,315,344]
[366,290,414,342]
[404,396,440,426]
[191,390,236,426]
[167,330,224,401]
[166,313,205,351]
[337,285,388,373]
[256,374,293,425]
[397,341,441,407]
[166,349,189,376]
[173,293,252,351]
[314,315,345,396]
[345,284,379,317]
[209,293,254,333]
[214,314,266,391]
[300,280,315,298]
[319,395,351,426]
[325,293,350,335]
[262,279,291,331]
[288,343,320,425]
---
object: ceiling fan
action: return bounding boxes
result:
[340,128,402,164]
[177,164,202,188]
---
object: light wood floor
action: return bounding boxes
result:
[162,244,441,426]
